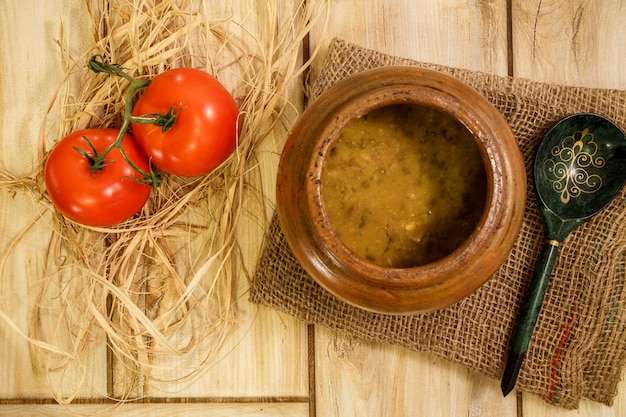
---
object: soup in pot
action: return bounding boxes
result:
[321,104,487,268]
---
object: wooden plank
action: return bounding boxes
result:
[511,0,626,415]
[511,0,626,89]
[110,0,311,399]
[1,0,312,404]
[139,307,309,398]
[315,327,517,417]
[0,0,108,400]
[309,0,510,76]
[307,1,517,416]
[0,403,309,417]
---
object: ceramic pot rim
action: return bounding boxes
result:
[306,84,501,287]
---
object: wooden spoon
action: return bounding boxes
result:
[501,113,626,396]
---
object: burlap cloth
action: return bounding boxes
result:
[250,38,626,408]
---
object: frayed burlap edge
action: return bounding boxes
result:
[251,38,626,409]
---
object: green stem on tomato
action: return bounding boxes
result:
[80,55,163,187]
[88,54,145,85]
[129,106,181,133]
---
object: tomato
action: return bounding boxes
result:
[44,128,152,227]
[131,68,240,177]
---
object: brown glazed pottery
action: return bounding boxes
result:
[276,66,526,314]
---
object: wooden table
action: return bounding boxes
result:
[1,1,624,416]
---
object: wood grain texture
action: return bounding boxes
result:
[309,0,510,77]
[0,0,106,400]
[511,0,626,88]
[315,327,517,417]
[0,403,309,417]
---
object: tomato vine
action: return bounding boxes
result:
[80,55,171,187]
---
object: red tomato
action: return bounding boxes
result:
[44,128,152,227]
[131,68,240,177]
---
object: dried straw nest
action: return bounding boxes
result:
[0,0,328,403]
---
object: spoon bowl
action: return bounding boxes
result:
[536,113,626,235]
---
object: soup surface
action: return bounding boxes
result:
[321,104,487,268]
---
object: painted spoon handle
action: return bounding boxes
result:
[501,240,561,396]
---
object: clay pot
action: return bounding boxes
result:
[276,66,526,314]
